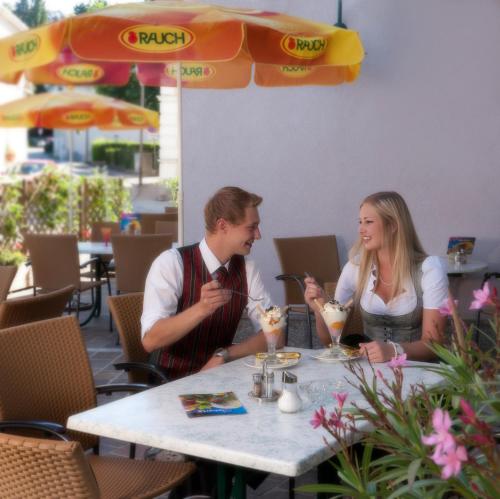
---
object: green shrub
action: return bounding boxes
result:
[0,247,24,266]
[92,140,159,171]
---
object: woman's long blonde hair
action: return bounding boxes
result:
[349,191,427,302]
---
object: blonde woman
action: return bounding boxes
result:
[305,191,449,362]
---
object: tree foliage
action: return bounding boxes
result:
[13,0,47,27]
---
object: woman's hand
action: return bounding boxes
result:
[359,340,394,363]
[304,276,327,311]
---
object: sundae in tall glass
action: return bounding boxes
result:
[259,306,286,364]
[317,300,349,359]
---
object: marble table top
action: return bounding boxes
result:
[67,348,442,477]
[439,256,487,275]
[78,241,113,256]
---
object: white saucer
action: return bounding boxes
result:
[311,349,362,363]
[244,357,300,369]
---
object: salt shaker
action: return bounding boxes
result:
[262,361,275,398]
[278,371,302,413]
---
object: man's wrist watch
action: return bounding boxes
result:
[214,347,230,363]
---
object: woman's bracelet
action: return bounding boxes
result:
[389,341,405,358]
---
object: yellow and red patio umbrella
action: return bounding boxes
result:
[0,91,159,130]
[0,1,364,242]
[0,1,364,88]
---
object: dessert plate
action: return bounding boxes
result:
[311,348,362,363]
[244,352,301,369]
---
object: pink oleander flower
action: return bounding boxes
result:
[388,353,408,369]
[469,282,494,310]
[327,410,345,430]
[459,399,477,426]
[332,392,348,409]
[432,444,468,479]
[310,406,326,429]
[422,409,456,453]
[439,297,459,317]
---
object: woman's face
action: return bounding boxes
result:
[358,203,385,252]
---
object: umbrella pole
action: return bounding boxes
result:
[68,129,74,232]
[139,83,144,187]
[176,61,184,246]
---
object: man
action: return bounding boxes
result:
[141,186,283,379]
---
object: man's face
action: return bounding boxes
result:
[224,206,261,256]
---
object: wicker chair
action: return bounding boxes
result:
[0,265,17,302]
[108,292,168,385]
[111,234,173,294]
[0,315,154,454]
[155,220,178,242]
[273,235,341,347]
[138,213,177,235]
[0,426,195,499]
[0,285,74,329]
[24,234,104,326]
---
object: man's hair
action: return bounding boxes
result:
[204,186,262,233]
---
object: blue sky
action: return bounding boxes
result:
[43,0,130,16]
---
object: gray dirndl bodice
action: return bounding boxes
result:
[360,268,423,343]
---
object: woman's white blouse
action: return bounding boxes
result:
[334,256,449,316]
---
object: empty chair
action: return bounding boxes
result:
[273,235,341,347]
[0,427,194,499]
[0,265,17,302]
[24,234,103,326]
[108,292,168,384]
[112,234,173,294]
[0,315,159,454]
[155,220,178,241]
[0,285,74,329]
[138,213,177,234]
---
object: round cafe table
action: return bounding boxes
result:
[439,257,487,277]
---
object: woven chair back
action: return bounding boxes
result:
[0,266,17,302]
[274,235,341,305]
[24,234,81,291]
[111,234,172,293]
[0,285,74,329]
[0,316,98,450]
[108,292,147,384]
[138,213,177,234]
[154,220,178,242]
[0,432,100,499]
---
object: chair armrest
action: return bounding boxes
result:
[95,383,151,396]
[79,257,99,268]
[0,420,68,440]
[275,274,306,294]
[114,361,170,384]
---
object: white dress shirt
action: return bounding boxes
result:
[334,256,449,316]
[141,238,272,337]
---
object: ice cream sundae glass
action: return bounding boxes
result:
[258,306,287,364]
[317,300,349,359]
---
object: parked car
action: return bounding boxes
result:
[8,159,62,178]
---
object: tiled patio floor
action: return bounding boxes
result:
[81,287,321,499]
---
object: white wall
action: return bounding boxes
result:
[0,7,28,173]
[179,0,500,315]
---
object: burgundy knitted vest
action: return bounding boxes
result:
[157,243,247,379]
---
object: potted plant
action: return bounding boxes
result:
[0,246,25,301]
[300,285,499,498]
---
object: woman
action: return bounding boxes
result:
[305,191,449,362]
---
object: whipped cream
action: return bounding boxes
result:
[259,306,286,335]
[319,300,348,331]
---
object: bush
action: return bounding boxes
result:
[92,140,159,171]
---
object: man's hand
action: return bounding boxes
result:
[200,354,224,371]
[198,280,232,316]
[304,276,326,311]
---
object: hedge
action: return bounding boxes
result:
[92,140,159,170]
